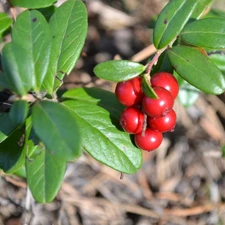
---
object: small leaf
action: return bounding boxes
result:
[168,46,225,95]
[181,18,225,49]
[0,13,13,34]
[10,0,56,9]
[47,0,87,93]
[142,74,158,99]
[0,113,18,143]
[63,100,142,174]
[26,145,66,203]
[153,0,198,49]
[32,101,81,160]
[12,10,52,91]
[9,100,29,127]
[222,145,225,157]
[1,42,34,96]
[62,87,125,118]
[94,60,146,82]
[0,128,25,173]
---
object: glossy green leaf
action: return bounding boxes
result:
[181,18,225,49]
[32,101,81,161]
[1,42,34,96]
[94,60,146,82]
[209,52,225,72]
[26,145,66,203]
[0,13,13,34]
[153,0,198,49]
[191,0,214,19]
[9,100,29,127]
[142,74,158,99]
[62,87,125,118]
[0,128,25,173]
[168,46,225,95]
[46,0,87,93]
[12,10,52,91]
[0,113,18,143]
[63,99,142,174]
[10,0,56,9]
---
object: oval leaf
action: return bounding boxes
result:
[45,0,87,93]
[1,42,34,96]
[94,60,146,82]
[181,18,225,49]
[12,10,52,91]
[0,13,13,34]
[168,46,225,95]
[10,0,56,9]
[26,145,66,203]
[153,0,198,49]
[63,100,142,174]
[32,101,81,160]
[9,100,29,127]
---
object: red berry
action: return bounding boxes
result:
[115,77,143,106]
[151,72,179,99]
[134,128,163,151]
[120,107,144,134]
[148,109,176,132]
[142,86,174,118]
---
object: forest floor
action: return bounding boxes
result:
[1,0,225,224]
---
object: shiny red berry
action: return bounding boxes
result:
[148,109,176,133]
[142,86,174,118]
[115,77,143,106]
[134,128,163,151]
[120,107,144,134]
[151,72,179,99]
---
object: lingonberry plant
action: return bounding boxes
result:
[0,0,225,203]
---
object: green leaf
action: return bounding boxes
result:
[142,74,158,99]
[63,100,142,174]
[10,0,56,9]
[153,0,198,49]
[32,101,81,160]
[26,145,66,203]
[9,100,29,127]
[47,0,87,93]
[12,10,52,91]
[62,87,125,117]
[191,0,214,19]
[181,18,225,49]
[94,60,146,82]
[0,113,17,143]
[0,13,13,34]
[0,128,25,173]
[1,42,34,96]
[222,145,225,157]
[168,46,225,95]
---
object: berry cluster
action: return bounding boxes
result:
[115,72,179,152]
